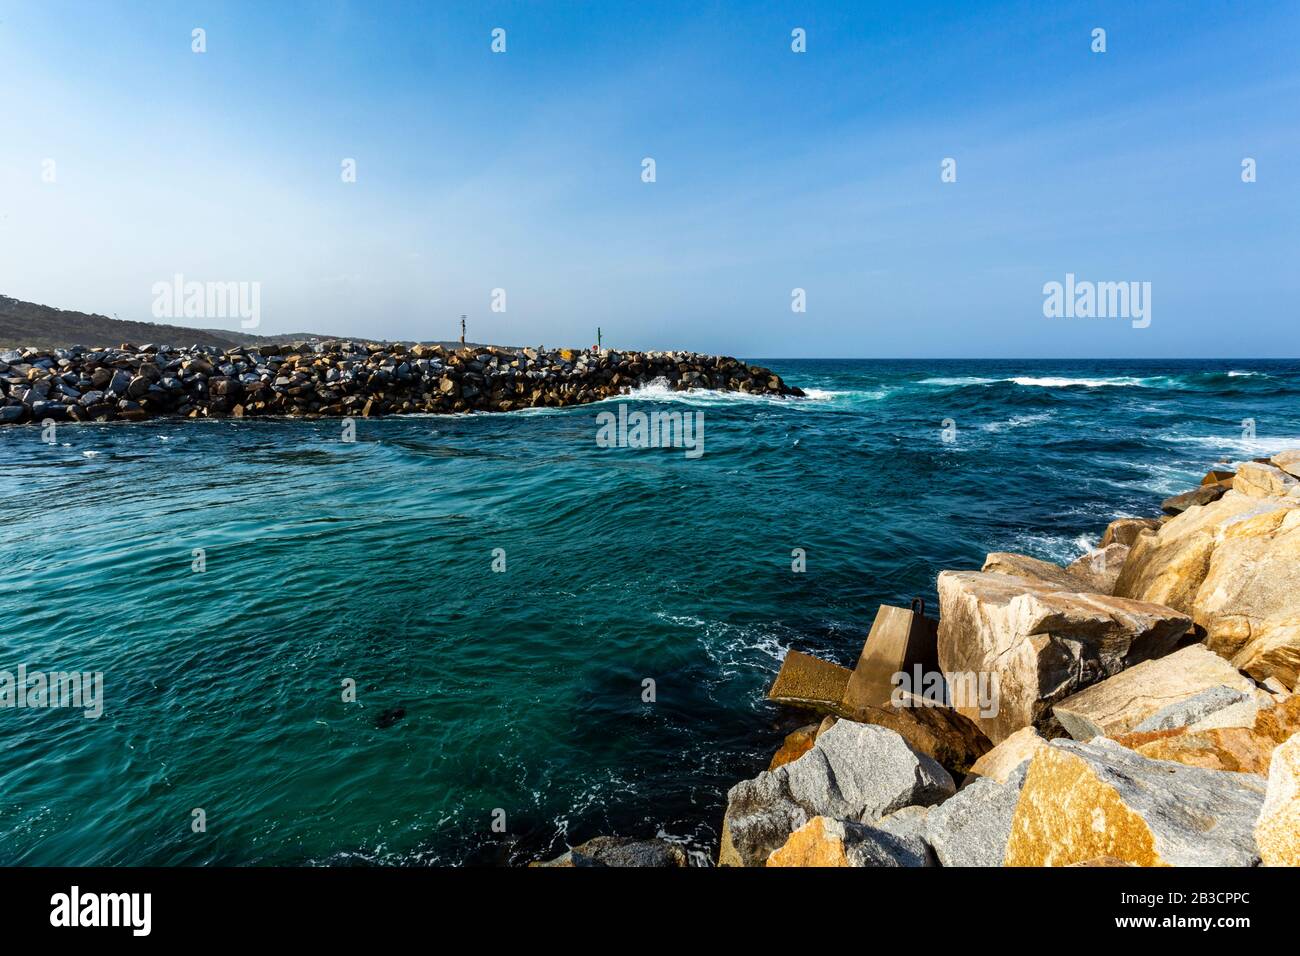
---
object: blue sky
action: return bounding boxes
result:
[1,0,1296,356]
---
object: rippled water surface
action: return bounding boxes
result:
[2,358,1298,864]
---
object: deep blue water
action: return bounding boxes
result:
[2,358,1298,865]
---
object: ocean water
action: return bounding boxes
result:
[2,358,1298,866]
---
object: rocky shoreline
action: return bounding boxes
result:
[0,342,803,424]
[540,452,1300,867]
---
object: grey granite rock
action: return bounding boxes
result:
[1005,738,1267,867]
[719,720,955,866]
[1132,684,1255,733]
[923,764,1027,867]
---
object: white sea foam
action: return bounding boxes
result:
[614,377,865,408]
[656,611,791,688]
[980,412,1053,432]
[922,375,1150,388]
[1164,433,1300,460]
[1080,457,1204,497]
[798,387,846,401]
[919,376,997,386]
[1007,532,1097,565]
[1008,376,1148,388]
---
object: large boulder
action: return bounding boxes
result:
[766,815,933,867]
[1108,694,1300,776]
[1232,460,1300,499]
[1114,487,1300,688]
[718,721,955,866]
[1052,645,1257,741]
[1255,734,1300,866]
[1005,738,1267,866]
[936,571,1192,743]
[923,765,1028,866]
[1194,505,1300,688]
[1272,449,1300,479]
[1112,490,1291,614]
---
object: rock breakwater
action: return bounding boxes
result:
[0,341,803,424]
[547,450,1300,867]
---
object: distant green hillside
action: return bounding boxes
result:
[0,295,502,351]
[0,295,330,350]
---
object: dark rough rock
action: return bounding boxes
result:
[532,836,689,867]
[0,341,803,424]
[1161,481,1231,515]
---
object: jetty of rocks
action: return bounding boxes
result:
[539,451,1300,867]
[0,342,803,424]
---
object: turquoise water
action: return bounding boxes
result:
[2,359,1299,865]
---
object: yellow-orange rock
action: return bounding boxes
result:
[1253,695,1300,743]
[1195,506,1300,688]
[1005,739,1266,867]
[1051,644,1256,741]
[766,815,932,868]
[1111,726,1272,775]
[1108,695,1300,775]
[1068,857,1137,867]
[1113,491,1277,613]
[937,571,1191,743]
[981,552,1090,589]
[1066,543,1130,594]
[769,725,818,770]
[1255,734,1300,866]
[1114,487,1300,689]
[1274,450,1300,479]
[767,816,851,867]
[1233,460,1300,498]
